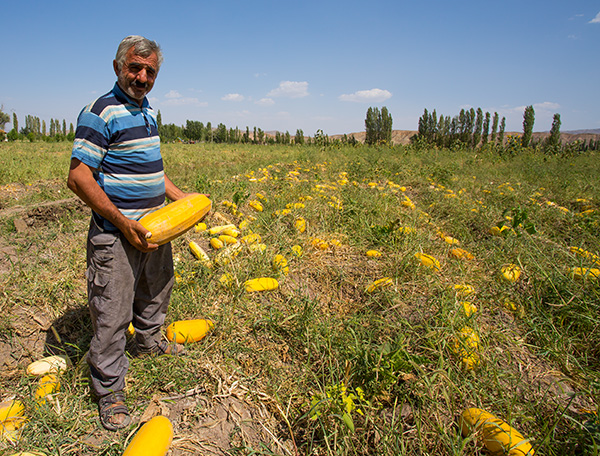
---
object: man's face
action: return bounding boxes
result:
[114,46,159,105]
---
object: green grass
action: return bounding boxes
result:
[0,141,599,455]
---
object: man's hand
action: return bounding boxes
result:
[121,218,159,252]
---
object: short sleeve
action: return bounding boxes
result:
[71,107,109,169]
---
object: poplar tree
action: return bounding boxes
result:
[472,108,483,148]
[228,127,239,143]
[481,112,490,145]
[206,122,213,142]
[443,116,451,148]
[437,115,446,147]
[498,117,506,146]
[450,116,459,146]
[12,113,18,133]
[365,106,393,145]
[545,113,561,153]
[430,109,437,144]
[365,107,377,145]
[460,109,475,144]
[418,108,429,140]
[0,106,9,131]
[521,105,535,148]
[458,109,467,143]
[216,123,227,143]
[490,112,499,144]
[380,106,393,144]
[468,108,476,139]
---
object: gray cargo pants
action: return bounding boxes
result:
[85,219,174,397]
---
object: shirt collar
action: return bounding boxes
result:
[112,82,150,109]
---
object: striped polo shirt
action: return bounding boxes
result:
[72,83,165,232]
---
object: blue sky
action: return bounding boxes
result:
[1,0,599,136]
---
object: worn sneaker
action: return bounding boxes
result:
[136,340,186,357]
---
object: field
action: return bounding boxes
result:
[0,140,599,455]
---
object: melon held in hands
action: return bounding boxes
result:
[140,194,212,245]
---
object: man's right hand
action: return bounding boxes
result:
[121,219,159,252]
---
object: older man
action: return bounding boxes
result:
[68,36,189,431]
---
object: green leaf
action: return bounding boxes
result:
[341,412,355,432]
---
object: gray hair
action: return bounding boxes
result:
[115,35,163,71]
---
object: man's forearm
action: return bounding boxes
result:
[164,174,186,201]
[67,159,131,232]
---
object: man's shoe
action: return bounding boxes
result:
[98,390,131,431]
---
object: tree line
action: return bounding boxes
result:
[2,104,597,154]
[0,110,74,142]
[364,106,393,145]
[412,107,506,149]
[158,113,306,146]
[412,106,600,154]
[159,106,392,147]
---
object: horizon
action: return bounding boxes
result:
[1,1,599,137]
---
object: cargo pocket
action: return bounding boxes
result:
[86,231,118,308]
[89,230,118,267]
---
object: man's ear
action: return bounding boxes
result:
[113,59,120,77]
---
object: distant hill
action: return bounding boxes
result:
[564,129,600,135]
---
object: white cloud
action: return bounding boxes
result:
[509,102,560,114]
[165,90,182,99]
[222,93,245,102]
[255,98,275,106]
[533,101,560,111]
[339,88,392,103]
[163,97,208,106]
[163,97,207,107]
[161,89,206,106]
[589,11,600,23]
[267,81,309,98]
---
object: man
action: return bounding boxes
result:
[68,35,189,431]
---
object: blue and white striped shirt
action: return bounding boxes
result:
[72,83,165,231]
